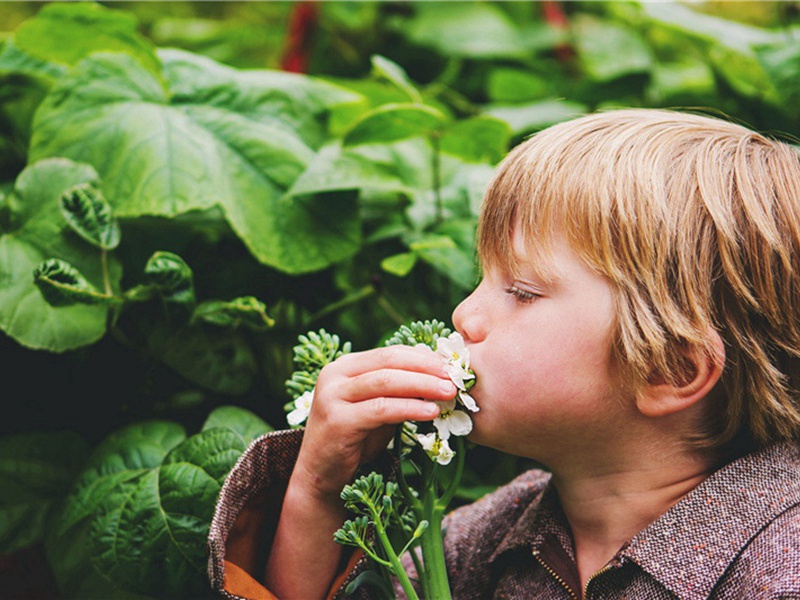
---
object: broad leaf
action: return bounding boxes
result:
[0,158,122,351]
[344,103,447,147]
[572,15,654,82]
[59,183,120,250]
[485,99,587,136]
[30,49,361,274]
[440,116,511,164]
[147,323,258,395]
[33,259,109,307]
[486,68,552,103]
[0,431,88,554]
[402,3,533,59]
[90,428,246,598]
[193,296,275,331]
[381,252,418,277]
[144,251,195,306]
[201,405,273,444]
[370,55,421,103]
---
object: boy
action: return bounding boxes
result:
[209,109,800,599]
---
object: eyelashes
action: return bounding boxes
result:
[504,285,539,303]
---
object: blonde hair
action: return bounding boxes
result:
[478,109,800,450]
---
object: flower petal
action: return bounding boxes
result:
[458,391,479,412]
[445,410,473,437]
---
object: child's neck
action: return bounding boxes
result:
[550,446,717,593]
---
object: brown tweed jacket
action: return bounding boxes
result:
[208,429,800,599]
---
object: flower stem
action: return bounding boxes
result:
[373,518,419,600]
[418,459,452,600]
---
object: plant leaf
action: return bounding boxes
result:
[344,103,447,147]
[12,2,160,76]
[81,426,247,598]
[144,251,195,305]
[485,99,587,136]
[0,431,88,554]
[33,258,109,306]
[30,49,361,274]
[381,252,418,277]
[0,158,123,351]
[370,55,421,103]
[193,296,275,331]
[201,405,272,444]
[440,116,511,164]
[59,183,120,250]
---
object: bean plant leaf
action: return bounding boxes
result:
[30,49,361,274]
[144,251,195,306]
[344,103,447,147]
[193,296,275,331]
[59,183,120,250]
[0,431,89,554]
[201,405,273,444]
[33,259,109,307]
[0,158,122,351]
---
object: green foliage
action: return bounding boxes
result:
[384,319,452,350]
[285,329,351,402]
[2,1,800,596]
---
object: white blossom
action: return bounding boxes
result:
[437,333,475,392]
[287,389,314,426]
[433,399,473,440]
[417,432,455,465]
[457,390,479,413]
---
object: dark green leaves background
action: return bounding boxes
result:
[1,1,798,597]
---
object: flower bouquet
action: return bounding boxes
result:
[284,320,477,599]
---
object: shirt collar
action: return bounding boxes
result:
[488,443,800,600]
[623,442,800,600]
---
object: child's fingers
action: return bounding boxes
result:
[349,397,441,430]
[340,369,456,403]
[332,345,447,378]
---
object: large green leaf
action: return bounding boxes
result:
[0,431,88,554]
[344,103,447,147]
[91,428,246,598]
[13,2,160,76]
[485,99,587,136]
[401,3,536,59]
[30,49,361,274]
[572,15,654,82]
[0,158,122,351]
[146,322,258,395]
[201,405,272,444]
[51,420,250,598]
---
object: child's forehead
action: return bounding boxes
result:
[479,221,562,284]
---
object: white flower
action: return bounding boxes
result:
[287,389,314,426]
[438,333,476,392]
[433,399,472,440]
[388,421,419,453]
[457,390,479,413]
[417,432,455,465]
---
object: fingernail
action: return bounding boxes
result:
[439,379,454,394]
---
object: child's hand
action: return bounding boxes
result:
[291,344,457,500]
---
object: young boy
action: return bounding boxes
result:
[209,109,800,599]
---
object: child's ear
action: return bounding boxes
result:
[635,330,725,418]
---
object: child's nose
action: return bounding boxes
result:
[452,288,487,343]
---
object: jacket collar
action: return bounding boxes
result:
[488,443,800,600]
[623,442,800,599]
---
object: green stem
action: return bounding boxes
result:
[101,249,112,296]
[419,493,451,599]
[373,519,420,600]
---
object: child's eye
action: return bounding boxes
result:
[505,285,539,303]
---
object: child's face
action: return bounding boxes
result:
[453,227,627,463]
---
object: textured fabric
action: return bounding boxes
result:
[208,431,800,599]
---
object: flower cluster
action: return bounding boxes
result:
[418,332,477,465]
[284,327,478,466]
